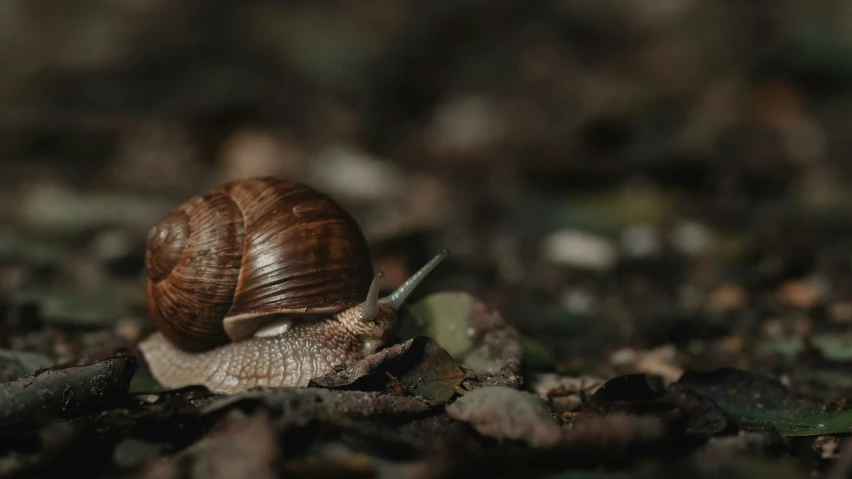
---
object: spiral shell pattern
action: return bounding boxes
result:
[144,177,374,352]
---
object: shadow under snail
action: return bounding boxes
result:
[137,176,448,394]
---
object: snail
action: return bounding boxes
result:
[137,176,447,394]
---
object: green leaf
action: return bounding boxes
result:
[399,291,474,359]
[399,292,523,378]
[522,339,558,372]
[757,333,852,361]
[677,368,852,436]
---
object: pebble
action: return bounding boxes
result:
[404,174,454,228]
[0,265,28,292]
[779,280,823,309]
[722,335,745,354]
[559,288,595,315]
[528,373,606,414]
[634,345,683,383]
[91,229,134,262]
[609,347,638,366]
[307,146,404,203]
[679,284,705,311]
[817,436,841,459]
[115,317,144,343]
[621,224,661,258]
[708,284,747,313]
[830,301,852,323]
[793,316,814,336]
[428,95,505,156]
[219,128,306,181]
[761,319,785,339]
[671,220,714,256]
[541,229,618,270]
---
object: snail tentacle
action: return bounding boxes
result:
[381,249,449,310]
[359,271,385,321]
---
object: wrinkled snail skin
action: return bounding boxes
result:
[138,176,448,394]
[138,302,398,394]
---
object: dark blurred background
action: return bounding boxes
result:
[3,0,852,379]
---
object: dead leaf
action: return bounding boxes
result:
[197,387,439,422]
[560,414,671,454]
[528,373,606,414]
[308,336,464,403]
[446,385,562,448]
[677,368,852,436]
[399,292,523,389]
[152,409,278,479]
[589,374,730,437]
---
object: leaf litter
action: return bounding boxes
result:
[6,283,852,478]
[446,386,562,448]
[2,288,851,478]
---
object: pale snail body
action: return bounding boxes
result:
[137,177,447,394]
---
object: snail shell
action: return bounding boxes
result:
[144,177,374,352]
[138,176,447,394]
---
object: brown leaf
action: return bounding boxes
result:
[145,409,278,479]
[446,385,562,448]
[560,414,671,454]
[528,373,607,414]
[399,292,524,389]
[197,387,439,421]
[308,336,464,403]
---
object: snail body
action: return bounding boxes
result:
[137,177,447,394]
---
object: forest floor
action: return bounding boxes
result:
[4,1,852,478]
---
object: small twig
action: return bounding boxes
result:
[0,355,137,428]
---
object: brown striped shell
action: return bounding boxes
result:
[144,177,374,352]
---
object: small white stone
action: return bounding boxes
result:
[542,229,617,270]
[308,145,404,203]
[430,95,505,153]
[560,288,595,314]
[671,220,714,256]
[610,347,638,366]
[621,224,661,258]
[91,229,134,261]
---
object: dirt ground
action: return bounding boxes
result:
[4,1,852,478]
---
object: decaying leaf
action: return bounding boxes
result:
[197,387,439,422]
[560,414,672,454]
[529,373,607,414]
[146,409,278,479]
[445,385,562,448]
[589,374,730,437]
[677,368,852,436]
[399,292,523,389]
[588,373,670,408]
[309,336,464,403]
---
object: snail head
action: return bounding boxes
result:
[337,249,449,356]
